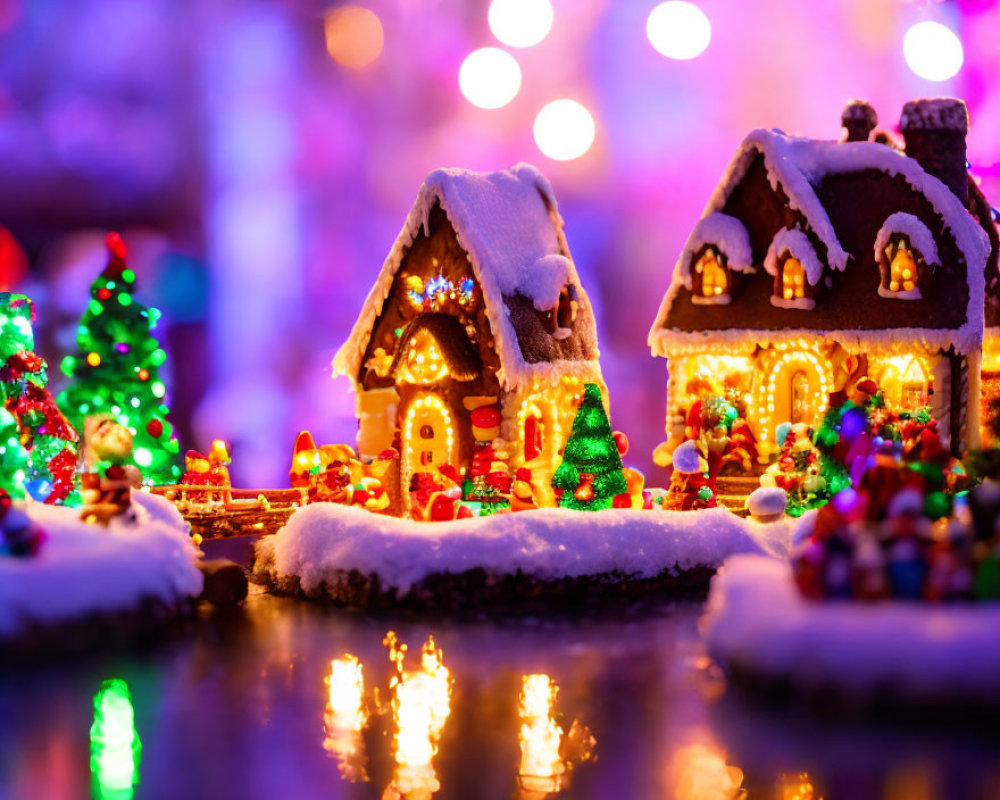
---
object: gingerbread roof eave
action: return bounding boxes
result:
[649,128,991,357]
[333,164,602,391]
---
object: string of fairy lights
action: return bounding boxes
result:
[323,0,968,163]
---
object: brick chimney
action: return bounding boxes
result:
[899,98,969,204]
[841,100,877,142]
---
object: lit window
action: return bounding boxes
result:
[888,240,917,293]
[782,258,805,300]
[694,248,727,297]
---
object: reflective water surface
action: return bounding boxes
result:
[2,591,1000,800]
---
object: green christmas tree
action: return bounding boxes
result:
[551,383,627,511]
[59,233,181,485]
[0,293,79,503]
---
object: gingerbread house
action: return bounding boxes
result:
[333,164,603,508]
[649,98,999,465]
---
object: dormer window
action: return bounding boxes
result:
[682,213,751,307]
[695,248,727,298]
[764,227,820,311]
[874,213,940,301]
[782,257,806,301]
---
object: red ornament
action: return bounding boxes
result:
[147,419,163,438]
[106,232,128,261]
[98,288,111,301]
[613,431,629,457]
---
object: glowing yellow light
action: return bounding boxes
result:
[904,21,963,82]
[384,632,452,796]
[401,393,456,501]
[671,745,744,800]
[533,99,596,161]
[87,352,102,367]
[518,674,566,793]
[782,257,805,299]
[488,0,553,48]
[694,250,727,299]
[324,6,384,69]
[646,1,711,60]
[459,47,522,109]
[779,771,817,800]
[323,655,368,781]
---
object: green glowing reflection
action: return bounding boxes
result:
[90,679,141,800]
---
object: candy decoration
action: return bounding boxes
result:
[59,233,181,485]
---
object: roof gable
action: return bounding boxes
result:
[334,164,601,389]
[649,130,991,356]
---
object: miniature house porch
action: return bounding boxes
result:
[662,339,965,464]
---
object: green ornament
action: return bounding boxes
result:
[923,491,951,520]
[698,486,713,501]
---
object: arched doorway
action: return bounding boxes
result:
[401,393,456,491]
[764,349,830,439]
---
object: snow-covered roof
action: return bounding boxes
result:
[333,164,601,390]
[874,212,941,268]
[649,127,991,356]
[677,212,753,288]
[763,227,823,285]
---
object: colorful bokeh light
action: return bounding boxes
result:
[488,0,554,48]
[324,6,384,70]
[903,21,963,82]
[458,47,522,109]
[646,1,711,61]
[533,99,595,161]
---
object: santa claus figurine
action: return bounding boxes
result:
[663,440,716,511]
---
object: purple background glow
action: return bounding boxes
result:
[0,0,997,487]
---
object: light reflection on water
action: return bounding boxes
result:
[2,595,1000,799]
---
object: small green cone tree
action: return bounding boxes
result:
[59,233,181,484]
[551,383,627,511]
[0,293,79,503]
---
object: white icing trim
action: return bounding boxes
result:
[691,292,731,306]
[878,285,922,300]
[770,295,816,310]
[650,325,981,359]
[874,212,941,268]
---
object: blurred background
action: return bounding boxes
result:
[0,0,997,487]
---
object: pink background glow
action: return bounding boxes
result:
[0,0,997,486]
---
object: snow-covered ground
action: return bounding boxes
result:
[0,492,203,639]
[255,503,805,596]
[703,555,1000,700]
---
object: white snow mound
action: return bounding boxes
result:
[704,555,1000,698]
[0,491,203,639]
[256,503,797,595]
